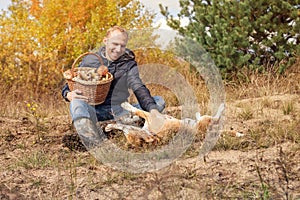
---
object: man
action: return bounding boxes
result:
[61,26,165,148]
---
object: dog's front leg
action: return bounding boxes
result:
[121,102,151,121]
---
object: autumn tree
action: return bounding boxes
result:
[0,0,156,97]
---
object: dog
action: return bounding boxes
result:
[104,102,225,147]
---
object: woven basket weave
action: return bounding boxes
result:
[64,52,113,105]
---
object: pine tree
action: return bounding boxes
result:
[161,0,300,78]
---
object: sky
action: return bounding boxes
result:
[139,0,183,29]
[0,1,11,12]
[139,0,181,14]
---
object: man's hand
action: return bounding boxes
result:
[148,109,166,133]
[66,89,89,102]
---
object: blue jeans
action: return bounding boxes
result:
[70,96,165,123]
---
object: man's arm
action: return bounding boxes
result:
[61,83,89,102]
[127,64,158,111]
[133,86,158,111]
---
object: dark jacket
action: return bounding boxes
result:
[61,47,158,111]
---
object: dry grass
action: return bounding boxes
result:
[0,60,299,199]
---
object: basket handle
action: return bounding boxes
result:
[71,52,104,72]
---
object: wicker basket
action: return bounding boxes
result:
[64,52,113,105]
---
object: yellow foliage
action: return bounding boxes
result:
[0,0,155,97]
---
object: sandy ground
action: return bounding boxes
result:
[0,93,299,199]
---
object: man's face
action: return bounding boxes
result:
[103,30,128,61]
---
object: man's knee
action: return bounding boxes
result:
[70,99,96,122]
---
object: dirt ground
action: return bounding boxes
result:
[0,91,299,199]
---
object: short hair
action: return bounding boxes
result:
[106,26,128,38]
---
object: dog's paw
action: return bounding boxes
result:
[104,124,114,132]
[121,102,138,113]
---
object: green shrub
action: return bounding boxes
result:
[161,0,300,78]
